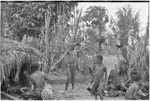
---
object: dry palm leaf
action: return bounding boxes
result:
[0,37,46,85]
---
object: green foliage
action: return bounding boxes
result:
[82,6,108,55]
[83,6,108,34]
[1,2,44,40]
[1,2,147,83]
[112,5,140,46]
[1,1,77,41]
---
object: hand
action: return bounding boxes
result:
[50,67,56,72]
[91,80,93,84]
[51,66,55,70]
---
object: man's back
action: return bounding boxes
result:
[125,82,139,98]
[30,71,46,93]
[108,69,121,86]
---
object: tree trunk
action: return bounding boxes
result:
[120,46,128,63]
[44,10,51,74]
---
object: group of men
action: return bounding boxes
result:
[62,43,149,100]
[87,55,149,100]
[21,43,149,100]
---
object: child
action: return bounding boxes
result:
[87,54,107,100]
[125,71,142,100]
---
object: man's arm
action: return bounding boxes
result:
[91,63,96,84]
[51,48,71,70]
[29,76,35,91]
[104,67,107,86]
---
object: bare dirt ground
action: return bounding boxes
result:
[1,55,125,100]
[53,83,125,100]
[50,55,126,100]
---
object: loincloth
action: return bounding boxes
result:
[91,76,103,95]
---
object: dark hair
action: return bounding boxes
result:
[70,44,75,51]
[96,54,103,61]
[76,43,81,47]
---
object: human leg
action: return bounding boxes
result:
[91,78,99,95]
[70,65,75,90]
[65,67,71,91]
[98,81,103,100]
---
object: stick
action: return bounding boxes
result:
[51,48,71,70]
[1,91,20,100]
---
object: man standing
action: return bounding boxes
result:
[87,54,107,100]
[64,43,81,91]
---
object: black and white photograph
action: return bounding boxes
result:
[0,0,149,100]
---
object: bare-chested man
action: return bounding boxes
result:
[64,44,79,91]
[87,54,107,100]
[125,71,142,100]
[21,63,52,100]
[50,43,80,91]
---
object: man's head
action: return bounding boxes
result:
[75,43,81,51]
[69,44,76,51]
[69,43,81,54]
[95,54,103,64]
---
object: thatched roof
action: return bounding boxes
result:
[0,38,46,60]
[0,37,47,85]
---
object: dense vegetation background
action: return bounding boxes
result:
[0,1,149,99]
